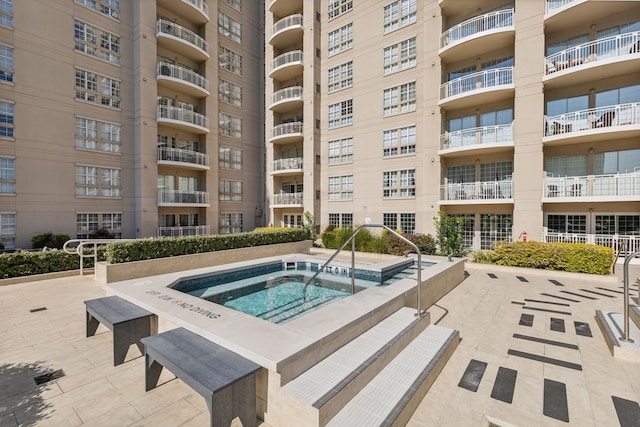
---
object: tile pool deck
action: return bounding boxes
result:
[1,263,639,426]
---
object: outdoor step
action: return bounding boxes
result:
[282,307,430,426]
[326,324,459,427]
[595,310,640,360]
[631,305,640,331]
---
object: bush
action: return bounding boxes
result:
[322,230,337,249]
[386,233,437,256]
[31,232,71,250]
[472,241,614,275]
[90,229,115,239]
[434,211,466,257]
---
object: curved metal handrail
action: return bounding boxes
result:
[302,224,425,317]
[63,239,133,276]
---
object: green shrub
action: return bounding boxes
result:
[31,232,71,250]
[472,241,614,275]
[0,249,80,279]
[386,233,437,256]
[322,231,337,249]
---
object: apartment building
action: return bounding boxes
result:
[265,0,640,251]
[0,0,264,249]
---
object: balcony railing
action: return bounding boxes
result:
[272,14,303,36]
[157,225,210,238]
[157,62,208,92]
[157,105,209,129]
[273,157,304,172]
[544,232,640,254]
[440,67,513,100]
[158,189,209,205]
[156,19,208,53]
[271,121,303,139]
[546,0,577,13]
[440,9,513,48]
[181,0,208,17]
[157,146,209,167]
[272,50,303,69]
[440,180,513,201]
[544,103,640,137]
[545,31,640,75]
[272,86,303,105]
[440,124,513,150]
[272,192,303,205]
[544,172,640,199]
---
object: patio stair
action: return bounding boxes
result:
[268,307,459,426]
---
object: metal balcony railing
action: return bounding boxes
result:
[271,121,303,139]
[272,50,303,69]
[157,146,209,167]
[157,225,210,237]
[440,124,513,150]
[158,189,209,204]
[273,157,304,172]
[156,19,208,53]
[440,180,513,201]
[544,103,640,137]
[272,86,304,105]
[157,105,209,129]
[272,192,303,205]
[440,9,513,48]
[157,62,208,92]
[272,14,303,36]
[543,233,640,254]
[544,172,640,198]
[546,0,577,13]
[180,0,208,17]
[440,67,513,100]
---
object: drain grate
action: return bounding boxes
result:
[34,369,65,385]
[29,307,47,313]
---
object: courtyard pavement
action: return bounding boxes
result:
[0,263,638,426]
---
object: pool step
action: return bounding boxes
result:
[595,309,640,360]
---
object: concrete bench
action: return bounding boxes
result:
[141,327,261,427]
[85,296,156,366]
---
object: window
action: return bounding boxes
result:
[328,0,352,20]
[74,21,120,65]
[0,101,13,138]
[448,214,475,249]
[0,44,13,82]
[328,175,353,200]
[0,0,12,28]
[219,45,242,75]
[75,69,121,108]
[219,112,242,138]
[219,79,242,107]
[595,215,640,236]
[383,0,416,34]
[328,23,353,56]
[383,125,416,157]
[75,0,120,20]
[383,213,415,233]
[383,37,416,75]
[546,214,586,234]
[328,99,353,128]
[222,0,242,12]
[220,213,243,234]
[220,180,242,201]
[383,169,415,197]
[383,82,416,116]
[480,213,512,249]
[219,12,242,44]
[447,164,475,183]
[0,156,14,193]
[0,212,16,249]
[328,61,353,93]
[76,213,98,239]
[328,213,353,228]
[328,137,353,164]
[75,117,121,153]
[75,165,121,197]
[219,146,243,170]
[545,155,588,177]
[593,149,640,174]
[480,161,512,182]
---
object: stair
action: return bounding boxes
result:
[595,309,640,360]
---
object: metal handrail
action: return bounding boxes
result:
[302,224,425,318]
[63,239,133,276]
[620,251,640,342]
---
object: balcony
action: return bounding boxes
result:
[440,180,513,204]
[543,173,640,202]
[270,86,303,113]
[543,31,640,89]
[156,19,209,61]
[157,63,209,98]
[268,0,302,18]
[157,0,209,24]
[269,50,303,81]
[543,103,640,145]
[157,225,210,238]
[271,157,303,175]
[269,14,303,48]
[543,232,640,254]
[439,124,513,157]
[439,9,514,63]
[157,146,209,170]
[271,192,303,207]
[158,189,210,206]
[439,67,514,110]
[157,105,209,134]
[545,1,633,32]
[270,121,303,144]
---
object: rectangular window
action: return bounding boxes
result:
[220,213,243,234]
[75,0,120,20]
[383,125,416,157]
[480,213,512,249]
[222,0,242,12]
[219,45,243,75]
[219,146,243,170]
[328,99,353,128]
[383,213,415,233]
[219,112,242,138]
[219,180,243,201]
[383,169,415,198]
[0,100,14,138]
[76,213,99,239]
[0,0,12,28]
[328,23,353,56]
[75,117,121,153]
[0,156,15,193]
[74,21,120,65]
[328,0,353,20]
[328,137,353,165]
[75,165,121,197]
[219,12,242,44]
[328,213,353,228]
[448,214,475,249]
[328,175,353,200]
[75,69,120,108]
[328,61,353,93]
[383,0,416,34]
[219,79,242,107]
[0,212,16,249]
[383,213,397,231]
[0,44,13,82]
[383,82,416,116]
[383,37,416,75]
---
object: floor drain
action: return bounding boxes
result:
[29,307,47,313]
[34,369,65,385]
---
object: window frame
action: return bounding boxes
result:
[328,99,353,128]
[383,81,416,116]
[383,37,416,75]
[328,23,353,57]
[328,175,353,200]
[328,61,353,93]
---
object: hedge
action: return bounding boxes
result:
[472,241,614,275]
[0,248,103,279]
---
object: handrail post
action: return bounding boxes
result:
[351,235,355,295]
[620,251,640,342]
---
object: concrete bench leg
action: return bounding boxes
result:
[145,353,164,392]
[86,312,100,337]
[113,317,152,366]
[211,375,257,427]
